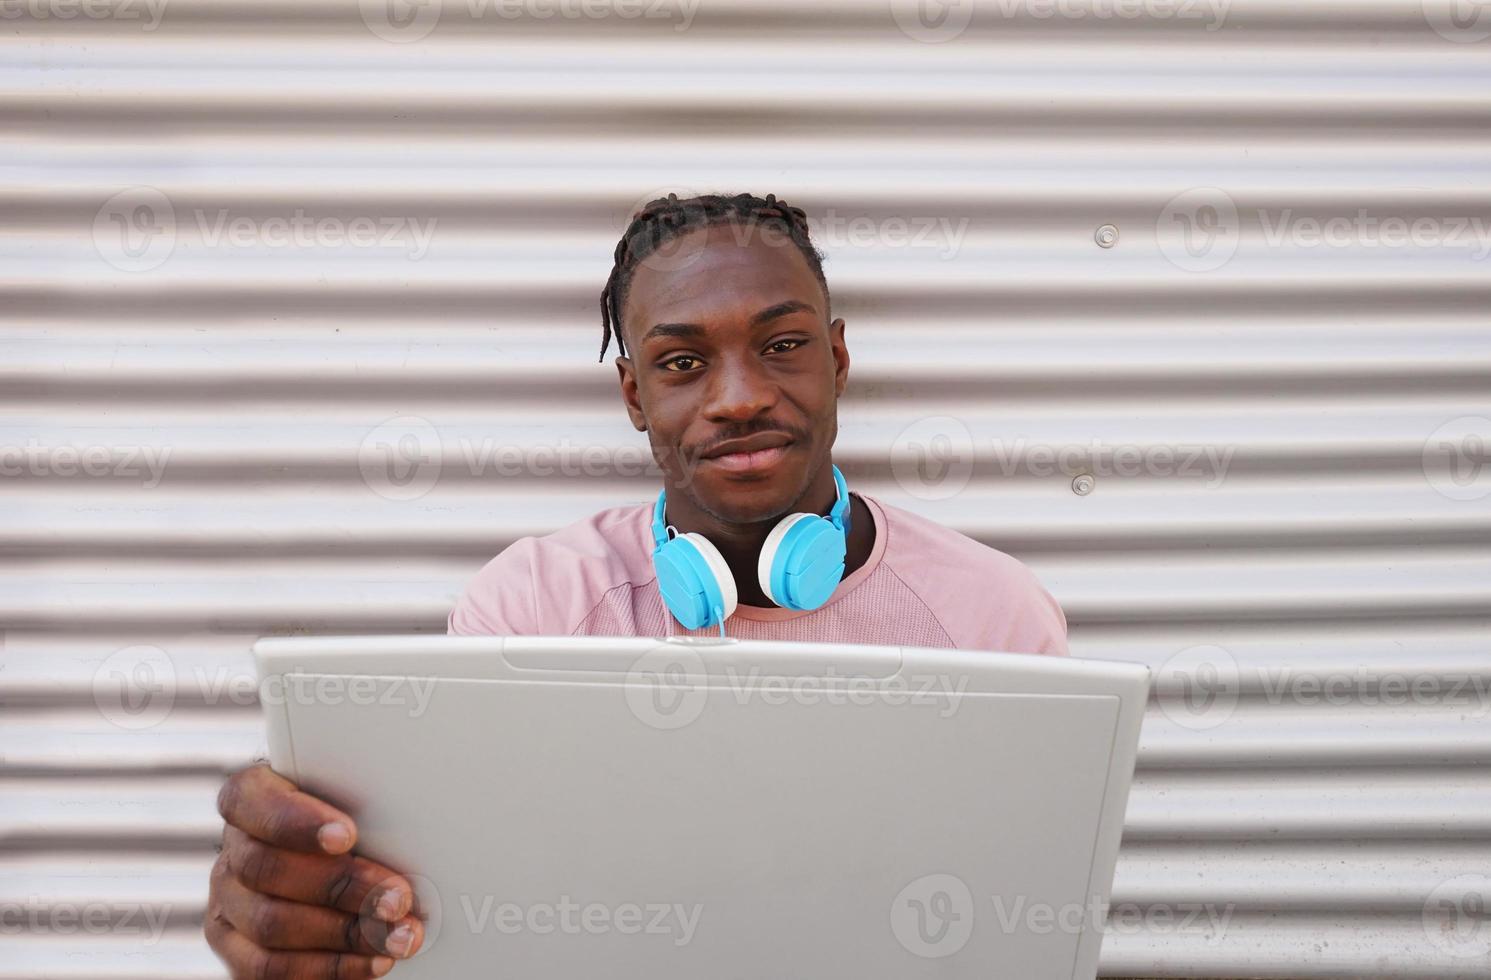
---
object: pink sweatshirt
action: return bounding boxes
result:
[448,491,1068,655]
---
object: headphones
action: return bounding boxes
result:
[651,465,852,632]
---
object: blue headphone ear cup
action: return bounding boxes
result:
[757,513,809,607]
[683,532,737,621]
[654,532,737,630]
[758,513,847,611]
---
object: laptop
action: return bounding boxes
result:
[253,634,1149,979]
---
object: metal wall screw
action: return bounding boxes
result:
[1072,474,1096,495]
[1094,224,1119,248]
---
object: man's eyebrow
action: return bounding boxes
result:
[750,300,817,326]
[641,322,705,343]
[640,301,818,344]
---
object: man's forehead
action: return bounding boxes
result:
[623,223,825,335]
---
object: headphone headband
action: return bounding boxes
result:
[826,464,850,532]
[650,488,670,549]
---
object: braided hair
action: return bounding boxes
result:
[598,192,829,361]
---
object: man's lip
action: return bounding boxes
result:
[701,444,792,474]
[700,433,795,459]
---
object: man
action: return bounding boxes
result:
[206,192,1068,978]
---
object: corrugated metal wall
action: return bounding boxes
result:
[5,1,1490,977]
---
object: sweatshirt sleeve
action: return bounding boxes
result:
[446,538,541,636]
[1004,565,1070,657]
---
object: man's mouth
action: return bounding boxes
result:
[698,432,795,474]
[706,444,792,473]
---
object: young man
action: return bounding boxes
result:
[448,192,1067,651]
[206,193,1068,978]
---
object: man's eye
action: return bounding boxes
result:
[662,355,701,372]
[767,339,804,354]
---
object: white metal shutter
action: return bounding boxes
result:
[3,2,1489,977]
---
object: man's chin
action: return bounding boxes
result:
[688,468,806,527]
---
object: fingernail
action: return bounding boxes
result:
[375,887,406,921]
[370,955,395,977]
[316,822,353,853]
[385,923,415,958]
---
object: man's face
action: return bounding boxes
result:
[615,221,849,525]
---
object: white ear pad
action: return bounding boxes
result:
[756,512,815,607]
[678,531,738,622]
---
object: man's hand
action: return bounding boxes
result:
[206,764,426,979]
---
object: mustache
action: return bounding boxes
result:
[681,421,811,462]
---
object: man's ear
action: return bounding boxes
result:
[830,317,850,398]
[616,356,648,431]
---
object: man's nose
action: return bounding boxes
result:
[703,355,777,422]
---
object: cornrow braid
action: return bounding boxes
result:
[598,191,829,361]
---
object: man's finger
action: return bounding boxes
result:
[218,764,358,855]
[208,923,395,980]
[215,872,424,959]
[220,825,414,922]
